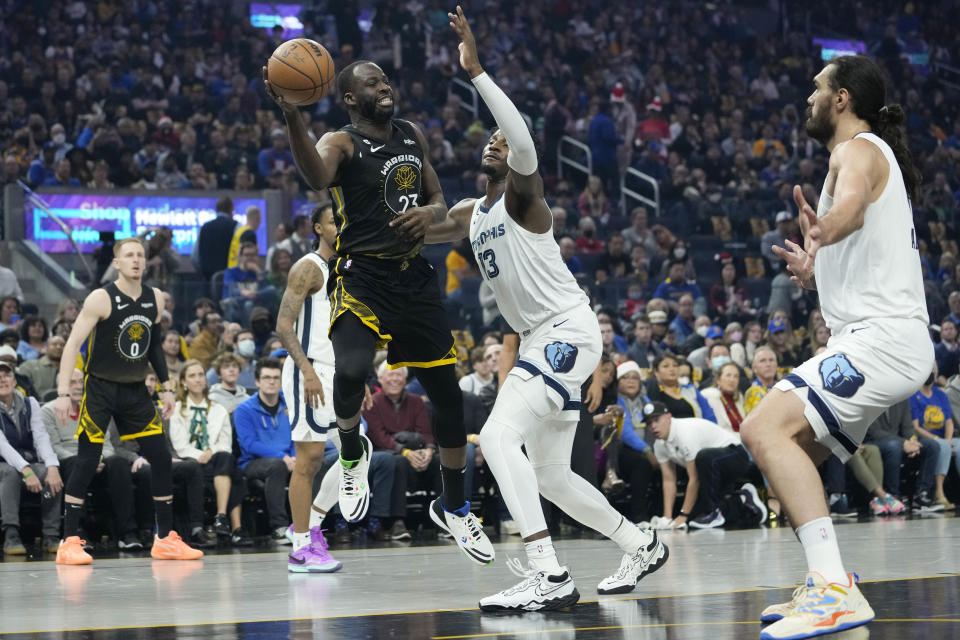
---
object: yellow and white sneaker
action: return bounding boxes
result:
[760,572,873,639]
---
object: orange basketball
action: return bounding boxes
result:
[267,38,335,106]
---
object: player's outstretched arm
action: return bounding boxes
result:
[448,6,551,234]
[53,289,110,424]
[424,198,475,244]
[276,259,326,408]
[262,66,349,192]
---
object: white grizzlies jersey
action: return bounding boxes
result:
[294,252,335,366]
[814,132,928,332]
[469,194,588,333]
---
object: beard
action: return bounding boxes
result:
[481,159,508,181]
[357,98,392,124]
[805,105,835,144]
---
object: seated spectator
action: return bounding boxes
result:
[28,145,57,186]
[864,399,942,512]
[18,335,63,400]
[445,240,476,295]
[559,236,584,277]
[765,316,800,369]
[709,255,755,322]
[626,314,663,368]
[595,232,631,283]
[910,368,959,510]
[645,353,716,422]
[42,157,81,187]
[266,248,292,304]
[42,368,141,549]
[645,402,747,529]
[743,346,779,415]
[274,215,313,265]
[577,175,612,220]
[612,361,656,522]
[761,211,799,270]
[234,357,293,542]
[220,242,277,324]
[364,364,442,539]
[647,309,670,349]
[935,318,960,382]
[168,361,251,546]
[0,297,21,331]
[187,298,218,338]
[599,320,628,357]
[701,362,745,434]
[209,352,253,413]
[621,206,656,254]
[687,325,725,372]
[575,217,605,254]
[0,344,38,399]
[131,160,159,189]
[189,311,224,370]
[0,358,62,554]
[841,444,907,516]
[16,315,48,361]
[162,330,186,382]
[249,308,280,357]
[257,129,295,178]
[459,346,495,395]
[667,293,697,344]
[655,258,705,312]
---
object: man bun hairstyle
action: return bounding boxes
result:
[827,55,921,200]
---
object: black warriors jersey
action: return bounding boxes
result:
[328,119,426,260]
[84,282,157,383]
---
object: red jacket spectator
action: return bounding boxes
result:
[363,389,434,453]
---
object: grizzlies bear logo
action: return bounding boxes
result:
[819,354,865,398]
[544,342,578,374]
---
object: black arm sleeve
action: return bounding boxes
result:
[148,326,169,384]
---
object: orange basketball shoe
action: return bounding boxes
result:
[151,531,204,560]
[56,537,94,565]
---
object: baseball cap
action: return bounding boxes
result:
[271,128,286,138]
[642,401,669,422]
[0,345,17,370]
[617,360,643,379]
[768,317,787,333]
[775,210,793,224]
[705,325,724,340]
[648,310,668,324]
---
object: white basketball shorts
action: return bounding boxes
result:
[282,356,336,443]
[509,304,602,422]
[774,317,933,462]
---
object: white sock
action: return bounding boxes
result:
[796,517,847,584]
[309,507,325,530]
[608,516,653,555]
[293,531,311,551]
[524,537,563,574]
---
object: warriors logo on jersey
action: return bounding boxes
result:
[381,154,423,216]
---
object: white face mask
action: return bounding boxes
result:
[52,132,66,145]
[236,339,255,358]
[696,325,709,337]
[678,376,690,386]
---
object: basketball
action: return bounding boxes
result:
[267,38,335,106]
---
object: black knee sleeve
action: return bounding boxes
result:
[64,433,104,498]
[137,434,173,496]
[414,365,466,449]
[331,313,378,419]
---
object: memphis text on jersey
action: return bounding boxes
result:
[471,222,506,253]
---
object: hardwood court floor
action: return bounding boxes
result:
[0,515,957,639]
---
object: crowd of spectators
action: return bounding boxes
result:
[2,0,960,551]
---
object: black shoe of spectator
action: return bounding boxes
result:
[190,527,216,549]
[689,508,726,529]
[912,491,945,513]
[271,526,292,545]
[139,529,154,548]
[231,528,253,547]
[2,527,26,555]
[43,536,60,554]
[213,514,231,537]
[389,520,412,541]
[118,532,144,551]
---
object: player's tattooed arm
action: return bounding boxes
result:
[424,198,475,244]
[276,260,326,408]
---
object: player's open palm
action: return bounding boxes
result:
[448,6,482,75]
[793,184,822,256]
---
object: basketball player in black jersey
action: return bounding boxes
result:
[52,237,202,564]
[264,60,494,564]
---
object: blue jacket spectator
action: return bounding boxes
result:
[42,158,81,187]
[653,259,705,307]
[233,358,292,535]
[257,129,295,177]
[934,319,959,380]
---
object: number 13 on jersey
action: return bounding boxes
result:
[477,249,499,278]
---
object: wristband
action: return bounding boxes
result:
[678,510,690,518]
[402,449,410,457]
[22,469,34,479]
[57,393,71,398]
